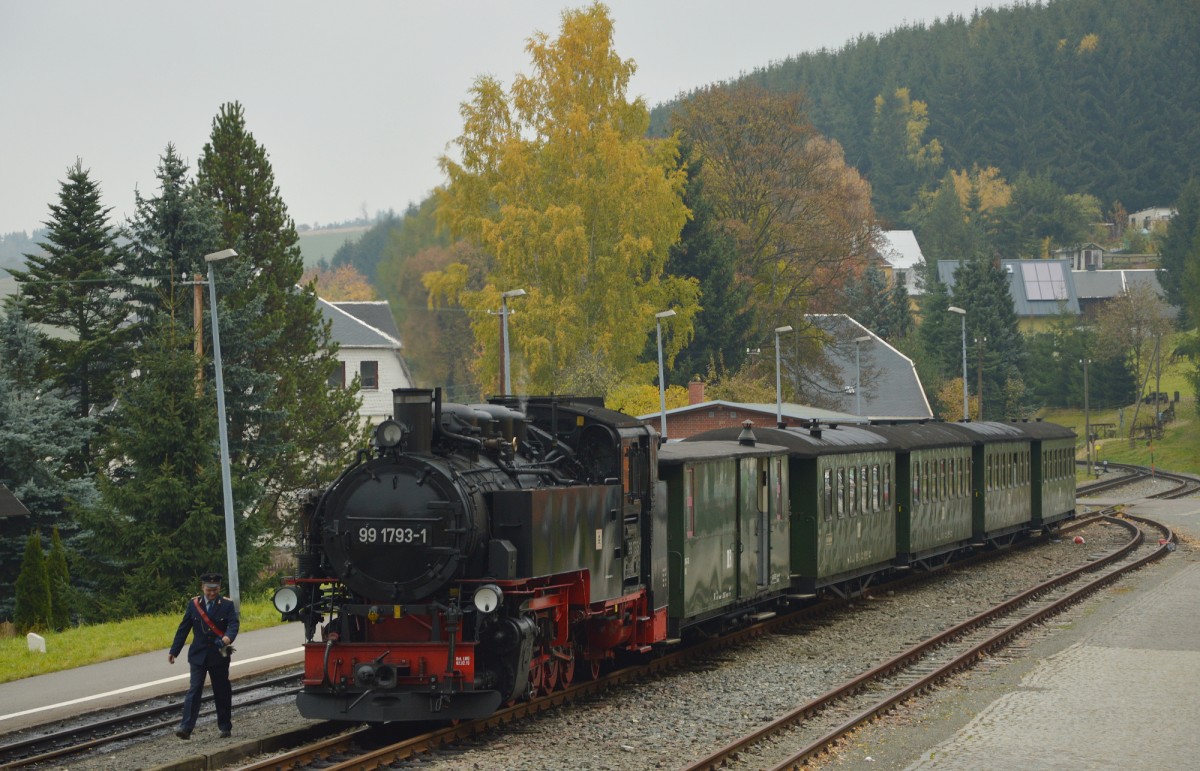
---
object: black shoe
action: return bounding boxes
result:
[175,729,191,739]
[219,729,232,738]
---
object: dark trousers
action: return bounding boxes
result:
[180,657,232,731]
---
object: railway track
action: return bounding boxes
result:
[682,513,1176,771]
[193,518,1133,771]
[0,672,301,769]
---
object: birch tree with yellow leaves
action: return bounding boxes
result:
[428,3,698,398]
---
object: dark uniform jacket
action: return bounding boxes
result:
[170,596,240,666]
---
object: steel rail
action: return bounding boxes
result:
[683,515,1175,771]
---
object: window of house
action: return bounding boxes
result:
[360,360,379,390]
[328,361,346,389]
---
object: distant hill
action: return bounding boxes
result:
[650,0,1200,222]
[298,226,369,268]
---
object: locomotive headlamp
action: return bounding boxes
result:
[272,585,301,614]
[375,419,405,449]
[473,584,503,614]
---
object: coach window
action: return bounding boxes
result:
[949,458,957,498]
[836,468,846,519]
[912,464,920,505]
[848,467,858,517]
[776,458,785,521]
[883,464,892,508]
[860,466,869,514]
[686,467,696,537]
[924,460,931,503]
[871,465,881,511]
[823,469,833,521]
[758,459,770,513]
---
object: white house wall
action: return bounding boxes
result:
[338,347,412,427]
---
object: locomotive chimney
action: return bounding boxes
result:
[737,420,756,446]
[393,388,433,453]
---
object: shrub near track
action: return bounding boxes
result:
[0,599,283,684]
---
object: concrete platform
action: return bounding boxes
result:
[825,495,1200,770]
[0,622,303,735]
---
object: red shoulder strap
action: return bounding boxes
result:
[193,597,226,637]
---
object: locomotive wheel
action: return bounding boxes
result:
[542,655,560,694]
[559,649,576,688]
[528,655,544,696]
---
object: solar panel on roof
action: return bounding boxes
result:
[1021,262,1067,300]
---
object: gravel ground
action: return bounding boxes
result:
[36,495,1175,771]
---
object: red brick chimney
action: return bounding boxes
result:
[688,379,705,405]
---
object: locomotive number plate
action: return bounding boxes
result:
[357,526,429,544]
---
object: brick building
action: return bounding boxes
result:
[639,380,862,440]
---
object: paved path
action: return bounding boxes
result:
[0,622,304,735]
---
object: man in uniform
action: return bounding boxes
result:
[168,572,240,739]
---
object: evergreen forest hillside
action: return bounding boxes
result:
[650,0,1200,224]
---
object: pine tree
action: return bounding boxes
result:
[0,309,96,620]
[46,527,71,630]
[196,103,361,549]
[5,161,132,469]
[950,257,1028,419]
[14,531,51,633]
[1157,178,1200,327]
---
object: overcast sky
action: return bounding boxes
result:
[0,1,1003,236]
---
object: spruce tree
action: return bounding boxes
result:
[950,257,1028,419]
[196,103,360,545]
[663,139,752,384]
[14,531,51,633]
[0,309,96,620]
[79,304,239,616]
[5,161,132,469]
[46,527,71,630]
[1157,178,1200,328]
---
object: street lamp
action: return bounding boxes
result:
[499,288,526,395]
[853,335,872,417]
[1082,357,1092,475]
[947,306,967,420]
[774,325,794,428]
[655,309,676,440]
[204,248,240,611]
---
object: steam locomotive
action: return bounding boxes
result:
[273,388,1075,723]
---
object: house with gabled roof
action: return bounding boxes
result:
[872,230,926,298]
[937,259,1080,332]
[319,299,413,427]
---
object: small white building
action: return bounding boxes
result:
[874,230,926,296]
[319,299,413,427]
[1127,207,1175,231]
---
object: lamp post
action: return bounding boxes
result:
[655,309,677,440]
[204,248,240,611]
[499,288,526,395]
[774,325,794,428]
[853,335,872,417]
[1082,357,1092,475]
[947,306,967,420]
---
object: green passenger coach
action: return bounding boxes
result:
[686,424,899,597]
[658,439,790,637]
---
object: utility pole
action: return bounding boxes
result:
[975,336,987,420]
